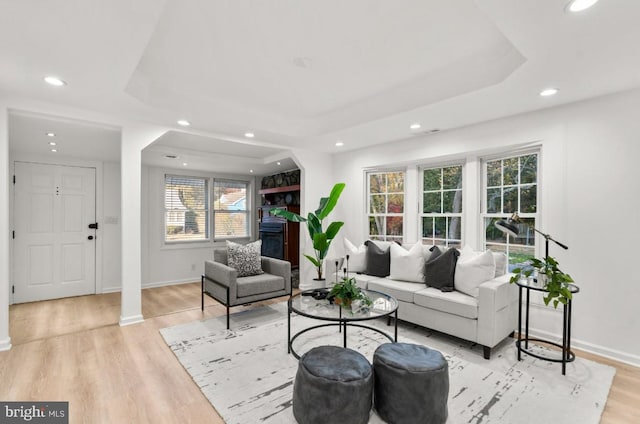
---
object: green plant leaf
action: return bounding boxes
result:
[325,221,344,240]
[315,197,329,217]
[307,214,321,239]
[304,254,320,268]
[316,183,345,220]
[313,233,328,255]
[269,208,306,222]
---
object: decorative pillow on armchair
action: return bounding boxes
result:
[226,240,264,277]
[424,246,460,292]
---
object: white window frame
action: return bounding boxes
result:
[481,150,540,268]
[419,163,464,247]
[164,174,210,243]
[212,178,251,241]
[365,169,406,242]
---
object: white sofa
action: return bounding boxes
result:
[328,241,518,359]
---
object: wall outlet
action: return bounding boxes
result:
[191,263,196,271]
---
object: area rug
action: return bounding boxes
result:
[160,303,615,424]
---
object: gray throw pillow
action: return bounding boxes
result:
[227,240,264,277]
[364,240,391,277]
[424,246,460,292]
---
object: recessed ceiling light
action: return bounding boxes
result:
[410,123,422,130]
[177,120,190,126]
[182,162,188,167]
[277,162,281,166]
[249,169,254,173]
[567,0,599,12]
[335,141,344,147]
[48,141,57,146]
[51,149,57,153]
[244,132,255,138]
[540,88,559,97]
[44,76,66,86]
[46,132,56,137]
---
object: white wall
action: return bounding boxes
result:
[331,87,640,366]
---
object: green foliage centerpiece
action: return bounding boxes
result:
[329,256,372,311]
[510,256,575,308]
[270,183,345,280]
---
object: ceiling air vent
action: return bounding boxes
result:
[412,128,441,136]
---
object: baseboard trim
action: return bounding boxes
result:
[101,286,121,294]
[527,327,640,368]
[119,314,144,327]
[0,337,12,351]
[101,279,198,294]
[142,279,198,289]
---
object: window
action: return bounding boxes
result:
[367,171,404,242]
[420,164,463,247]
[165,175,209,242]
[483,152,538,268]
[213,179,249,239]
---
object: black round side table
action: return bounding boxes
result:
[516,280,580,375]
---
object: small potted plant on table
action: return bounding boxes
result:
[510,256,575,308]
[329,258,372,312]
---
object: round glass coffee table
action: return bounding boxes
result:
[288,288,398,359]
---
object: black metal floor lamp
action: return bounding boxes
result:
[494,213,569,258]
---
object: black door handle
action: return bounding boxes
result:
[88,235,94,240]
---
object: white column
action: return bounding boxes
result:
[0,104,11,350]
[119,125,166,326]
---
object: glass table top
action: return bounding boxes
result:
[290,289,398,322]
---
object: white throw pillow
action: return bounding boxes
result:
[389,242,425,283]
[402,243,434,257]
[492,251,508,277]
[454,246,496,297]
[343,238,366,272]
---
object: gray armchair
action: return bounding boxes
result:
[202,248,292,329]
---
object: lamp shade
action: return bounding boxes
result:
[495,214,520,238]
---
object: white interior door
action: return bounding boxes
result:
[13,162,97,303]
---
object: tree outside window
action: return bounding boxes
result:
[164,175,209,242]
[483,153,538,268]
[213,180,249,239]
[420,164,463,247]
[367,171,404,242]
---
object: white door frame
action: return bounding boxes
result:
[10,154,105,304]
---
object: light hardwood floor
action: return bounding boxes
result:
[2,283,639,423]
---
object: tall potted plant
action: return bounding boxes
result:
[270,183,345,280]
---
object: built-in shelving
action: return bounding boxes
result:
[258,184,300,195]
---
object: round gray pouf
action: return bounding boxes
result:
[292,345,373,424]
[373,343,449,424]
